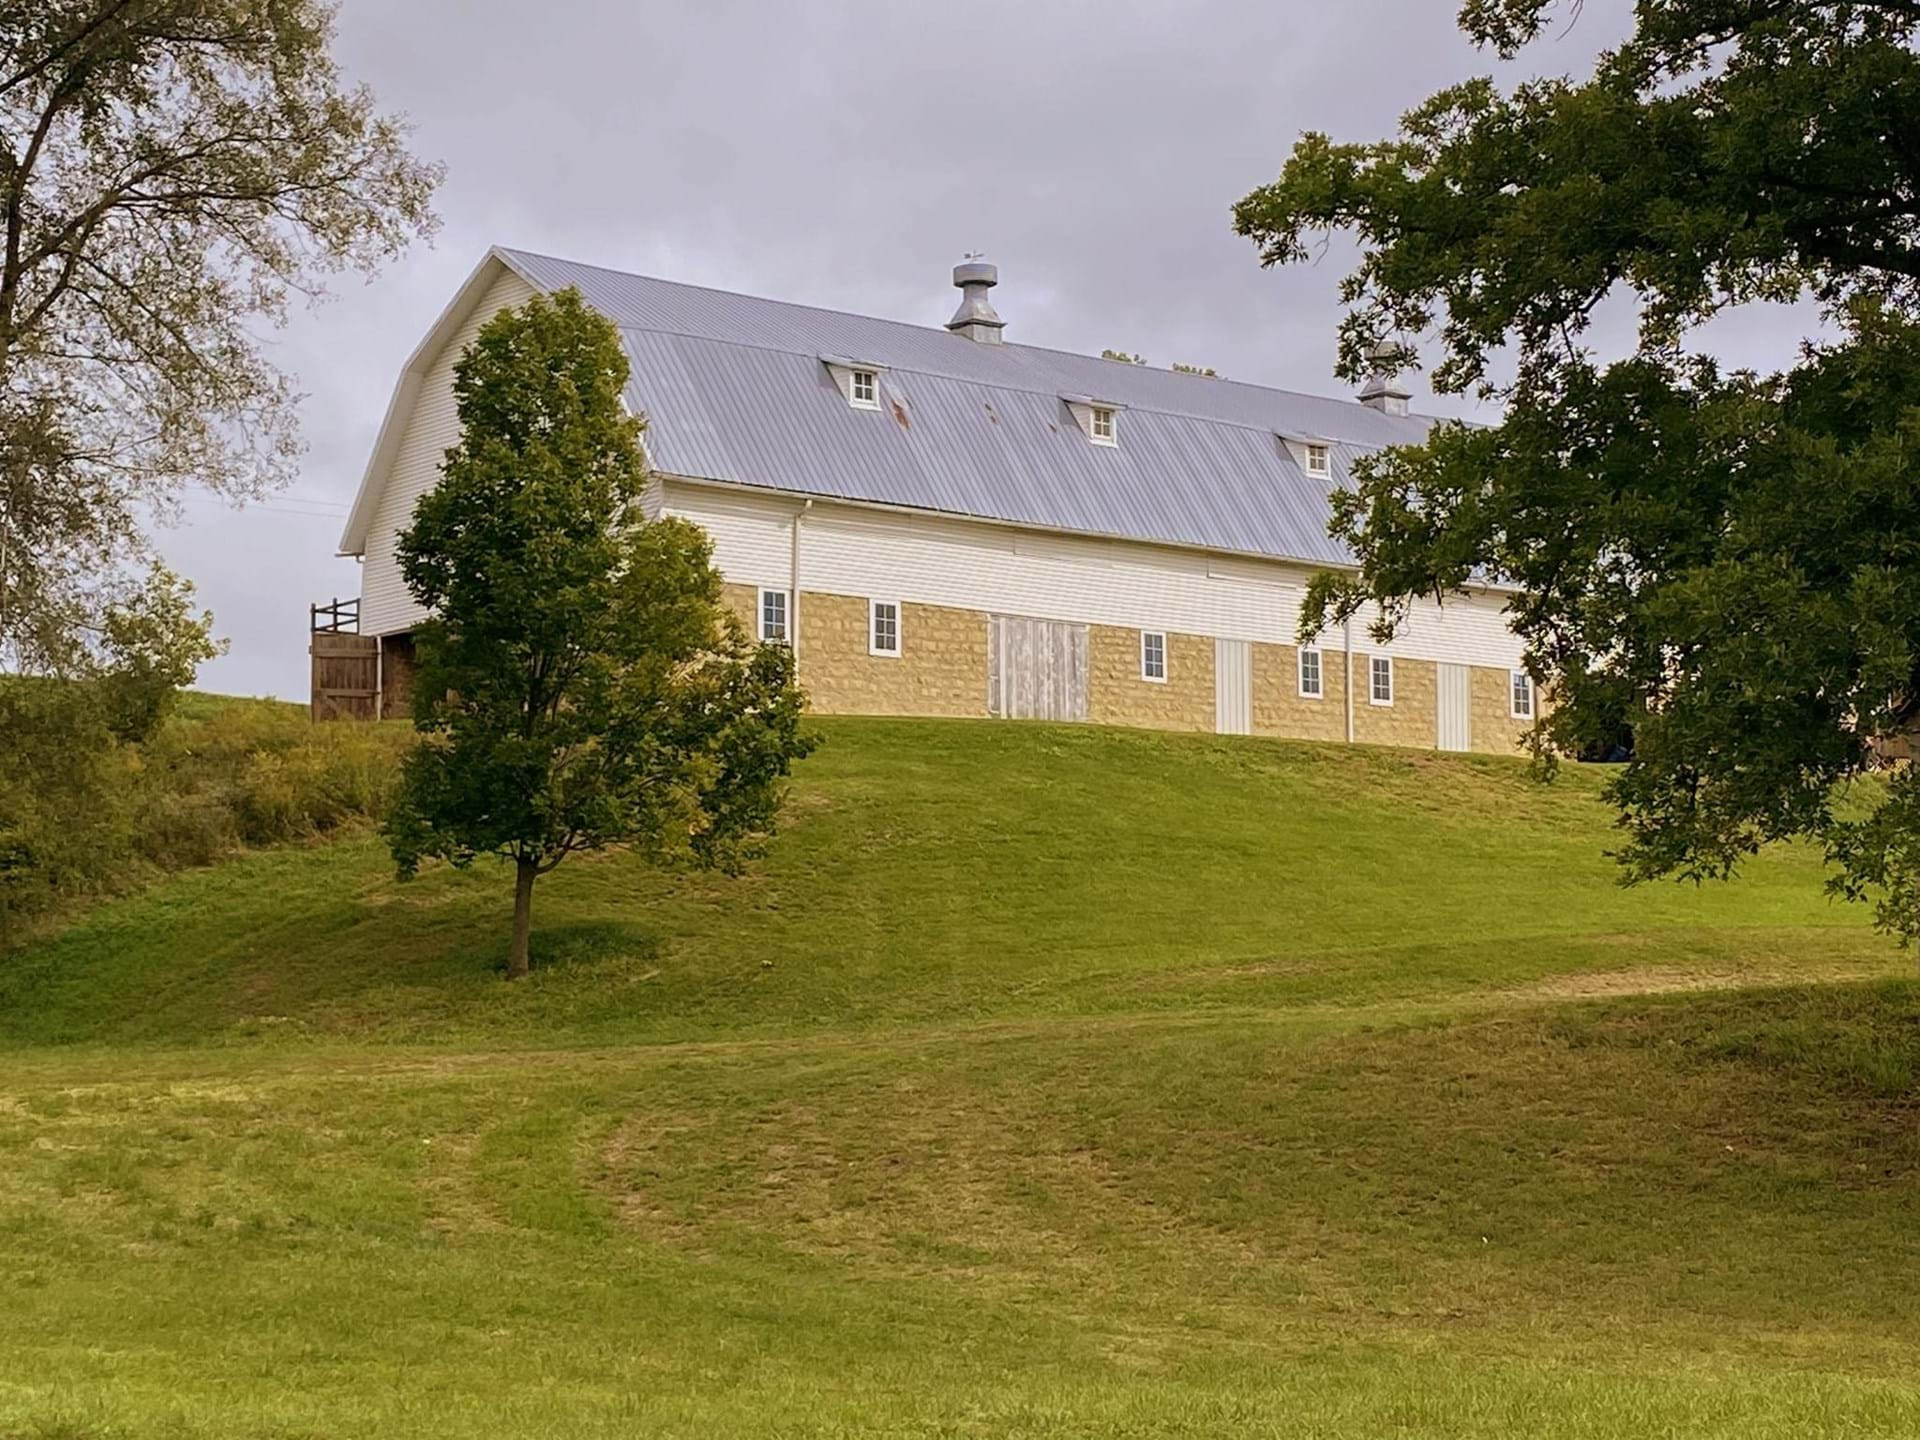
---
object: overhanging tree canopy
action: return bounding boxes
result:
[1233,1,1920,940]
[0,0,439,673]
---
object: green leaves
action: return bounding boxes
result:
[0,0,439,673]
[1236,5,1920,394]
[386,292,816,970]
[1247,3,1920,943]
[0,566,220,932]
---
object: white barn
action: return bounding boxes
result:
[332,248,1534,750]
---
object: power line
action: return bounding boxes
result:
[182,496,349,519]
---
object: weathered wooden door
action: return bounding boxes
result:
[1436,662,1472,752]
[987,615,1089,721]
[1214,639,1252,735]
[310,633,380,721]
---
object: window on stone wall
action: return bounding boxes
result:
[1510,668,1534,719]
[870,599,901,657]
[1140,630,1167,682]
[758,588,789,644]
[1299,647,1322,698]
[1369,654,1394,706]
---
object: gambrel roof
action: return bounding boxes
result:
[340,246,1442,565]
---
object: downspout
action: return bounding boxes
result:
[1343,615,1355,743]
[376,634,385,721]
[791,498,813,673]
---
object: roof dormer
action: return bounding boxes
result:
[1280,434,1333,478]
[1062,394,1124,448]
[821,354,887,411]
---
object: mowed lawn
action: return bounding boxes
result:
[3,717,1918,1437]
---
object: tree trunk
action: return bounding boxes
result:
[508,856,537,979]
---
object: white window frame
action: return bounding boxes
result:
[757,587,789,645]
[1090,406,1118,446]
[1510,668,1535,720]
[850,368,880,410]
[1369,654,1394,707]
[1304,442,1330,478]
[1298,646,1323,699]
[869,598,901,658]
[1140,630,1167,683]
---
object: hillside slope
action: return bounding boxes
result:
[0,717,1891,1049]
[2,718,1917,1439]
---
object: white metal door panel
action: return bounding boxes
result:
[988,615,1089,721]
[1436,662,1472,752]
[1215,639,1252,735]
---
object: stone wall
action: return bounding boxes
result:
[797,592,989,718]
[1471,664,1535,757]
[720,581,760,638]
[1252,642,1348,743]
[1088,625,1214,731]
[1351,655,1437,749]
[709,582,1539,762]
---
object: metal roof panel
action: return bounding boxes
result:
[495,247,1442,567]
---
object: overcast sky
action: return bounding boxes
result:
[166,0,1806,699]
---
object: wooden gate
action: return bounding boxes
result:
[1436,662,1472,752]
[987,615,1089,721]
[310,633,379,721]
[1214,639,1252,735]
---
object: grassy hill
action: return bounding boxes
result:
[2,716,1917,1437]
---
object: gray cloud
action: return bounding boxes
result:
[164,0,1806,698]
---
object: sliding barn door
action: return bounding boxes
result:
[1215,639,1252,735]
[1436,662,1472,752]
[988,615,1090,721]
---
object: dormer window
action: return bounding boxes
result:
[1305,442,1330,477]
[821,354,887,410]
[1063,394,1125,446]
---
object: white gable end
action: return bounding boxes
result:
[354,263,537,636]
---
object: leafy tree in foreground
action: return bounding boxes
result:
[1234,0,1920,944]
[0,0,440,675]
[387,290,816,979]
[0,567,216,934]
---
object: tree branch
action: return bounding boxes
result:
[0,0,137,100]
[0,60,86,359]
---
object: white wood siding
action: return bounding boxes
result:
[638,474,666,522]
[663,479,1529,671]
[359,268,539,636]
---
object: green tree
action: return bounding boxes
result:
[386,290,816,979]
[1233,1,1920,943]
[0,567,216,935]
[0,0,439,674]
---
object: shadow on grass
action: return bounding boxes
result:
[531,919,664,975]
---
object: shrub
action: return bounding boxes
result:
[234,723,401,844]
[0,696,411,942]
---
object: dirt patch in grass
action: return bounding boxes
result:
[1516,967,1795,999]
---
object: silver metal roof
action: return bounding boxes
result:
[493,247,1441,568]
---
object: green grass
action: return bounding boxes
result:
[2,716,1916,1437]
